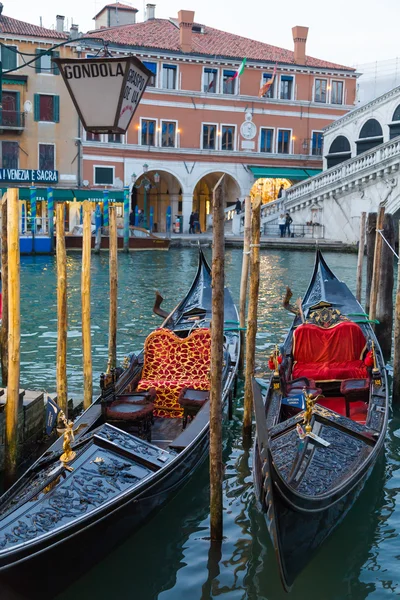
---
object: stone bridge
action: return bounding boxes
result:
[233,136,400,244]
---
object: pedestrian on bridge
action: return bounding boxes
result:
[285,212,293,237]
[278,214,286,238]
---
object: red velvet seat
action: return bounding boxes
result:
[292,321,368,383]
[317,397,368,424]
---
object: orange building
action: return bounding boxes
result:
[1,3,358,234]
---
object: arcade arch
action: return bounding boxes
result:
[325,135,351,169]
[132,170,184,232]
[356,119,383,155]
[192,172,241,232]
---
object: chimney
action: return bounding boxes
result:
[292,26,308,65]
[178,10,195,53]
[70,24,79,39]
[146,4,156,20]
[56,15,65,33]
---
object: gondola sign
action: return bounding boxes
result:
[53,56,152,134]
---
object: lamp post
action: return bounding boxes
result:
[131,165,160,230]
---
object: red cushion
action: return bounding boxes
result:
[317,397,368,423]
[293,321,366,364]
[293,360,368,382]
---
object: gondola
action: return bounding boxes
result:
[0,249,239,596]
[253,249,388,591]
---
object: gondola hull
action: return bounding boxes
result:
[0,249,240,596]
[253,250,388,590]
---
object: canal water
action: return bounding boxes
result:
[12,249,400,598]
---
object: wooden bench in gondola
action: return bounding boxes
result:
[169,401,210,451]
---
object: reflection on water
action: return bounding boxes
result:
[7,249,400,599]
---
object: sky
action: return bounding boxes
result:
[4,0,400,68]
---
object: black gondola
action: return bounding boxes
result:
[253,249,388,591]
[0,249,239,595]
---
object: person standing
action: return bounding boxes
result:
[277,184,285,198]
[235,198,242,214]
[189,211,195,234]
[278,213,286,238]
[193,210,201,233]
[285,212,293,237]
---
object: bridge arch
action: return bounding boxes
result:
[325,135,351,169]
[356,118,384,155]
[389,104,400,139]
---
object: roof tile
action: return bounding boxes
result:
[0,14,68,39]
[87,19,354,71]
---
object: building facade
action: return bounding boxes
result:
[80,5,358,232]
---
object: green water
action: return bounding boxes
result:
[12,249,400,598]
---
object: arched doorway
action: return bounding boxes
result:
[131,169,184,232]
[390,105,400,139]
[192,172,241,232]
[250,178,291,203]
[325,135,352,168]
[356,119,383,155]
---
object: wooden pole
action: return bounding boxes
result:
[5,188,20,483]
[375,213,395,361]
[1,193,8,386]
[356,211,366,303]
[209,175,225,542]
[238,196,251,370]
[243,194,262,438]
[56,202,68,415]
[369,205,385,322]
[393,221,400,404]
[365,212,377,315]
[107,206,118,373]
[82,202,93,409]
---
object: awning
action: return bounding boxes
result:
[14,188,124,201]
[249,166,322,180]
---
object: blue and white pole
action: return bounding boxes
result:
[30,185,37,233]
[123,186,130,252]
[47,187,54,251]
[103,189,109,227]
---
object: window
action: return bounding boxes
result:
[86,132,101,142]
[35,49,60,74]
[261,73,275,98]
[39,144,55,170]
[202,124,216,149]
[203,68,217,93]
[162,64,177,89]
[94,166,114,185]
[1,91,21,127]
[277,129,291,154]
[260,128,273,153]
[327,135,352,168]
[221,125,235,150]
[312,132,323,156]
[314,79,327,103]
[161,121,176,147]
[108,134,122,143]
[222,70,236,95]
[1,142,19,168]
[331,81,343,105]
[143,61,157,87]
[1,45,17,71]
[280,76,293,100]
[34,94,60,122]
[141,119,156,146]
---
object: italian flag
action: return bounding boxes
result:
[227,58,247,82]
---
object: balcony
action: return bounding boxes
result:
[0,111,25,133]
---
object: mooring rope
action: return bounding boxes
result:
[376,228,399,260]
